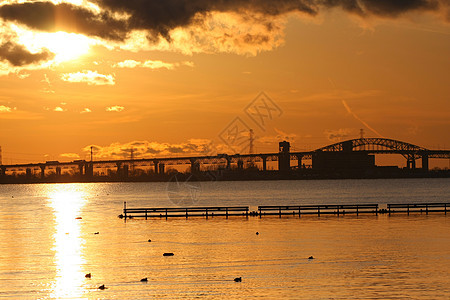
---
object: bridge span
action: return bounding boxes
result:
[0,138,449,179]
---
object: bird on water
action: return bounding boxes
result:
[140,277,148,282]
[234,277,242,282]
[85,273,91,278]
[98,284,105,290]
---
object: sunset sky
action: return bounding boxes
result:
[0,0,449,167]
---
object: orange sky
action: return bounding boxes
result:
[0,1,449,168]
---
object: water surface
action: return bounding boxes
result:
[0,178,449,299]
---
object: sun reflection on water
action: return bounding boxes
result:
[48,186,87,299]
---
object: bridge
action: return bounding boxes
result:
[0,138,449,179]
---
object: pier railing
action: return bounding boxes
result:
[121,203,249,219]
[387,203,448,215]
[119,202,450,220]
[257,204,379,217]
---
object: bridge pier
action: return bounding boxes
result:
[237,159,244,170]
[84,163,93,177]
[422,154,429,171]
[296,154,303,169]
[190,159,200,173]
[40,165,46,179]
[406,156,416,169]
[262,155,267,171]
[154,161,159,174]
[116,162,122,176]
[278,141,291,172]
[0,166,6,177]
[123,164,129,178]
[26,168,32,178]
[159,163,165,174]
[78,163,84,176]
[56,166,61,176]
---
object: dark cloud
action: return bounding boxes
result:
[0,0,447,43]
[0,41,54,66]
[0,1,127,40]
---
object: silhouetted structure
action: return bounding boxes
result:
[1,138,449,183]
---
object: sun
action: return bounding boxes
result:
[39,31,93,63]
[13,25,94,63]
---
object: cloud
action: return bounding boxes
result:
[60,153,80,159]
[324,128,351,142]
[80,108,92,114]
[1,0,447,60]
[258,128,297,144]
[0,105,12,113]
[105,105,124,112]
[113,59,193,70]
[53,106,66,112]
[82,139,216,160]
[0,2,127,40]
[61,70,115,85]
[0,41,54,66]
[0,105,12,112]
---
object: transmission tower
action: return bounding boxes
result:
[360,129,365,139]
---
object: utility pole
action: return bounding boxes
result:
[90,146,93,162]
[249,129,254,154]
[0,146,2,165]
[130,147,134,172]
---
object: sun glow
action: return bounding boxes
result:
[48,187,87,299]
[14,26,94,63]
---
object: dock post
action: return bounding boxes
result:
[165,208,168,220]
[124,201,127,219]
[298,208,301,218]
[145,209,147,220]
[226,207,228,218]
[407,205,409,215]
[356,205,359,216]
[388,205,391,215]
[246,208,249,218]
[259,207,261,218]
[206,208,208,219]
[445,203,447,215]
[186,208,188,219]
[426,204,428,215]
[337,206,340,216]
[318,207,320,217]
[279,207,281,218]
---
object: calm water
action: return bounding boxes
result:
[0,178,449,299]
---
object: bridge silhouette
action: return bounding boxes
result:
[0,138,449,180]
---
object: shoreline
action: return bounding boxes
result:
[1,169,449,184]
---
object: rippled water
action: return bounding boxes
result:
[0,178,449,299]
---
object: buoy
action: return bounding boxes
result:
[256,232,259,235]
[148,239,151,242]
[98,284,105,290]
[140,277,148,282]
[94,232,99,235]
[234,277,242,282]
[308,256,314,260]
[85,273,91,278]
[163,253,174,256]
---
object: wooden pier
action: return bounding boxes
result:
[120,202,250,219]
[387,203,448,215]
[258,204,379,217]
